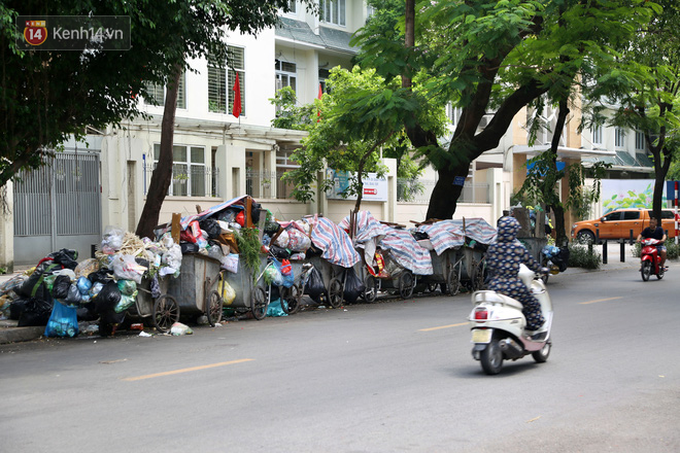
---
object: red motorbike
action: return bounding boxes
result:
[640,238,665,281]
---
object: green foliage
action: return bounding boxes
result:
[276,65,447,206]
[514,151,611,219]
[632,240,680,260]
[234,227,262,283]
[568,242,601,269]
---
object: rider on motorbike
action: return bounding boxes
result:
[636,217,667,270]
[486,216,546,334]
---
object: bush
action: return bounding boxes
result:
[632,240,679,260]
[568,242,601,269]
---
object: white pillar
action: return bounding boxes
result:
[0,182,14,272]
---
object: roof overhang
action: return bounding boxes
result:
[513,145,616,159]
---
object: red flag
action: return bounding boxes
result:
[317,83,323,122]
[232,73,242,118]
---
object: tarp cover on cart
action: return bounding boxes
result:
[340,211,433,276]
[305,215,360,268]
[416,218,497,255]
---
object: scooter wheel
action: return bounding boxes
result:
[531,340,551,363]
[480,339,503,375]
[641,262,652,281]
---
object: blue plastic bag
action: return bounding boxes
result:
[270,258,294,288]
[44,301,79,338]
[266,298,288,317]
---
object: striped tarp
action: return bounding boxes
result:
[340,211,432,275]
[381,228,433,275]
[306,215,360,268]
[416,218,497,255]
[338,211,391,244]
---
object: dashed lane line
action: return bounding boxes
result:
[122,358,255,381]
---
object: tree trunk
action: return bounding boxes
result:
[548,98,570,246]
[135,63,182,239]
[426,166,467,220]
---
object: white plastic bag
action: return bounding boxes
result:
[112,254,147,284]
[274,230,290,248]
[101,226,125,254]
[160,244,182,276]
[220,253,239,273]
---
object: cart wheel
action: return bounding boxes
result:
[206,290,223,327]
[472,260,488,291]
[399,271,415,299]
[445,263,461,296]
[153,295,180,333]
[280,285,301,315]
[251,286,268,320]
[362,275,378,303]
[328,278,344,309]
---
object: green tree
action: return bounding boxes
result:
[353,0,658,221]
[585,0,680,223]
[273,65,447,213]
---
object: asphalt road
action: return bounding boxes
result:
[1,266,679,453]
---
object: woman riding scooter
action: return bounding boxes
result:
[486,216,546,334]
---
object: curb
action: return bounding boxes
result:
[0,324,45,344]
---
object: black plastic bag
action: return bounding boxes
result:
[342,267,364,304]
[65,284,82,306]
[88,269,114,284]
[18,297,54,327]
[199,218,222,238]
[94,281,122,313]
[269,244,291,260]
[52,275,72,300]
[305,267,326,303]
[305,243,323,259]
[180,242,199,254]
[16,261,61,301]
[251,202,262,224]
[9,298,29,320]
[48,249,79,270]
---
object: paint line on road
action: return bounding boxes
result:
[122,358,255,381]
[579,296,623,305]
[419,322,469,332]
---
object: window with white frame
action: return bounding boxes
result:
[320,0,346,26]
[287,0,296,13]
[144,72,186,109]
[615,127,625,148]
[208,46,245,115]
[592,124,603,145]
[635,130,646,150]
[154,144,206,197]
[275,60,297,92]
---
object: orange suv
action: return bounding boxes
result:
[571,208,677,243]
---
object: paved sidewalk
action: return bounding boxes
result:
[0,243,671,345]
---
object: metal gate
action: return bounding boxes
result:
[13,150,101,265]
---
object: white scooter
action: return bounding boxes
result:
[468,264,553,375]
